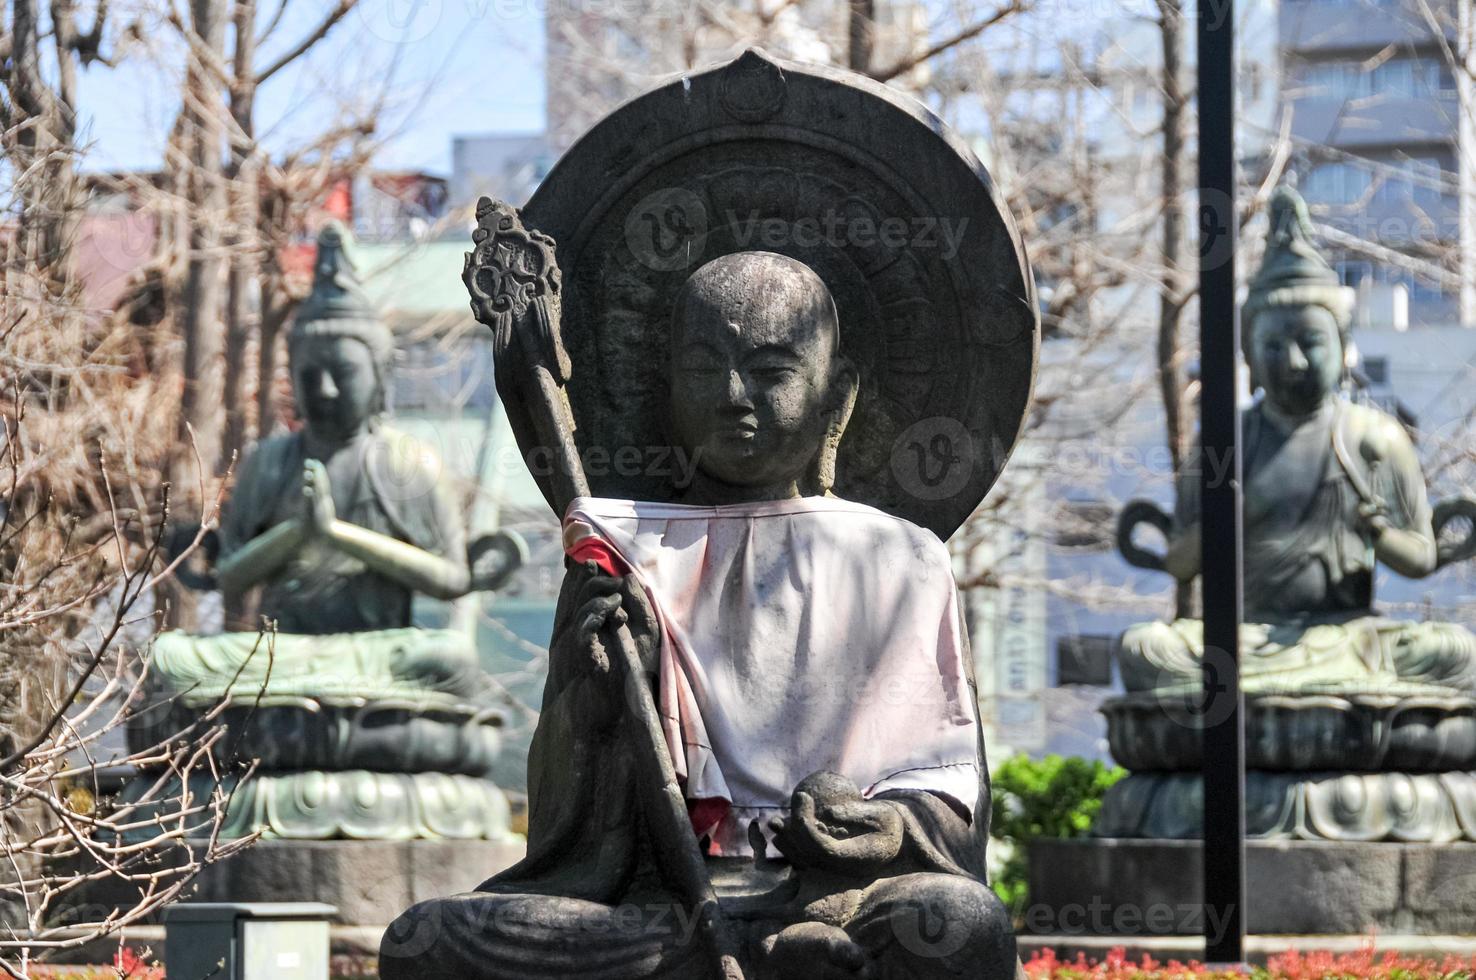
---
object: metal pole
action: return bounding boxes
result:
[1196,0,1246,964]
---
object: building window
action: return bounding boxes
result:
[1362,356,1389,385]
[1410,274,1445,308]
[1373,164,1412,204]
[1299,57,1453,101]
[394,339,496,414]
[1052,499,1115,552]
[1056,635,1115,687]
[1336,259,1373,288]
[1405,155,1452,211]
[1372,266,1419,302]
[1305,162,1371,205]
[1372,59,1414,97]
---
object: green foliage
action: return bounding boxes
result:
[989,753,1126,912]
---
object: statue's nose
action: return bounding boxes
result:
[1286,343,1309,371]
[316,371,340,399]
[725,369,753,409]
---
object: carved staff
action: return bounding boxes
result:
[464,198,588,511]
[464,199,746,980]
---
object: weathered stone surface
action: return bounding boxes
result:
[1026,839,1472,936]
[1397,842,1476,934]
[69,840,526,929]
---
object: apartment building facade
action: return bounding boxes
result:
[1281,0,1474,326]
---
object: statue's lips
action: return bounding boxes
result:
[714,426,758,442]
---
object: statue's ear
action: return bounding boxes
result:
[807,357,859,496]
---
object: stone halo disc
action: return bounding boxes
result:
[517,48,1039,540]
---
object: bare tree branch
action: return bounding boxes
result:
[871,0,1028,83]
[253,0,356,84]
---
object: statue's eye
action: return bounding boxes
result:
[748,351,801,379]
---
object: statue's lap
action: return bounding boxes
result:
[379,865,1013,980]
[1119,614,1476,694]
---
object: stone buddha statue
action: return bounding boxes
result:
[128,225,521,842]
[1118,187,1476,697]
[1101,186,1476,842]
[380,50,1040,977]
[380,250,1015,979]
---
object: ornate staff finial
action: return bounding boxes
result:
[464,198,569,388]
[462,198,587,511]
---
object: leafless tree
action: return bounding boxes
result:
[0,0,385,965]
[0,264,247,976]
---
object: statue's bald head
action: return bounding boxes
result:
[671,251,840,357]
[668,252,855,499]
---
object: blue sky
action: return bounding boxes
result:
[73,0,545,176]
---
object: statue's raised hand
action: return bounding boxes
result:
[1357,497,1393,539]
[566,560,660,729]
[769,772,904,878]
[302,460,337,538]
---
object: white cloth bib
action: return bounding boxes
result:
[564,496,983,855]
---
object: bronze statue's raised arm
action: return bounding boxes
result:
[215,446,310,597]
[1370,520,1437,579]
[1340,416,1438,579]
[322,522,470,600]
[216,518,309,596]
[301,460,471,601]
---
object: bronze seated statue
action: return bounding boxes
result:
[128,226,524,842]
[1103,187,1476,842]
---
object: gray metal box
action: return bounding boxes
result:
[163,902,336,980]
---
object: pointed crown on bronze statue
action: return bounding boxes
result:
[1243,185,1355,337]
[291,222,395,365]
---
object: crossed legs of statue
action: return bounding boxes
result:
[760,871,1016,980]
[378,869,1014,979]
[1118,615,1476,693]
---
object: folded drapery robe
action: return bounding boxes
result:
[563,495,983,856]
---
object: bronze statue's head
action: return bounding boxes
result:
[1244,186,1354,416]
[1248,303,1345,418]
[291,333,386,445]
[668,252,857,500]
[289,224,394,444]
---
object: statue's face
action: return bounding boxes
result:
[1251,304,1342,416]
[292,335,380,442]
[669,253,845,493]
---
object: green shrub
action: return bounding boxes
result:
[989,752,1126,912]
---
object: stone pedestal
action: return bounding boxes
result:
[1026,838,1476,936]
[77,838,526,929]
